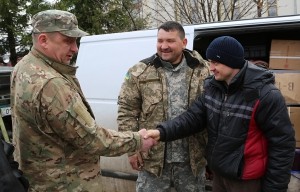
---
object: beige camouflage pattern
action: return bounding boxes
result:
[31,9,88,37]
[117,50,210,177]
[11,48,142,192]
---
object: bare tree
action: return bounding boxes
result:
[141,0,277,26]
[253,0,264,17]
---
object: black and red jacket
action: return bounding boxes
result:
[158,62,295,192]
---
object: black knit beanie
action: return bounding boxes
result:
[206,36,245,69]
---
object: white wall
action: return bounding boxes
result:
[277,0,300,15]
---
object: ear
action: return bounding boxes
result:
[183,38,187,49]
[37,33,49,49]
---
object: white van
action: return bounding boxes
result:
[76,15,300,191]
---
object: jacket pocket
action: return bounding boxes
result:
[139,79,163,120]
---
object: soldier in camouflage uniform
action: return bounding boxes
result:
[117,21,210,192]
[10,9,156,192]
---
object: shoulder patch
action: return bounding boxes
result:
[125,72,130,80]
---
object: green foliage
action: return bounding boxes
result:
[55,0,148,35]
[0,0,53,65]
[26,0,54,16]
[0,0,29,64]
[0,0,148,65]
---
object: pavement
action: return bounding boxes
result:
[288,171,300,192]
[203,171,300,192]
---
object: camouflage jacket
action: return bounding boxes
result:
[10,48,142,192]
[117,49,210,177]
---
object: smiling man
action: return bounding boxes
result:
[117,21,210,192]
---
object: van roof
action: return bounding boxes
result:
[192,15,300,35]
[193,15,300,30]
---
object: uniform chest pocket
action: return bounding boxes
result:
[139,78,163,118]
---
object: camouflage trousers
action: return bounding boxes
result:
[136,162,206,192]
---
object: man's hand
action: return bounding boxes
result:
[128,153,143,171]
[144,129,160,141]
[138,129,157,152]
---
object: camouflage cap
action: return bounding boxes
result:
[31,9,88,37]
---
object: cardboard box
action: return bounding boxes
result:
[269,40,300,70]
[273,70,300,105]
[287,107,300,147]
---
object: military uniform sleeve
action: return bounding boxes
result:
[117,67,142,132]
[39,77,141,156]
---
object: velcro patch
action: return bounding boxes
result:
[73,101,94,128]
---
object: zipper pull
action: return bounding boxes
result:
[224,93,228,102]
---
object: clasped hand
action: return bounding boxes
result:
[138,129,159,152]
[130,129,161,170]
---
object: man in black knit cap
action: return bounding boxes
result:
[145,36,295,192]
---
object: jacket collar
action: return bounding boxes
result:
[31,47,77,75]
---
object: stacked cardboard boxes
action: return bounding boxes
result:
[269,40,300,148]
[269,40,300,70]
[273,71,300,105]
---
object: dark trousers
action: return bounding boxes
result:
[212,172,261,192]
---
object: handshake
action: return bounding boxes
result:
[129,129,160,170]
[138,129,160,152]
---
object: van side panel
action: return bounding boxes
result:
[77,30,157,130]
[76,27,195,191]
[77,27,194,130]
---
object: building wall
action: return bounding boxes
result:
[277,0,300,15]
